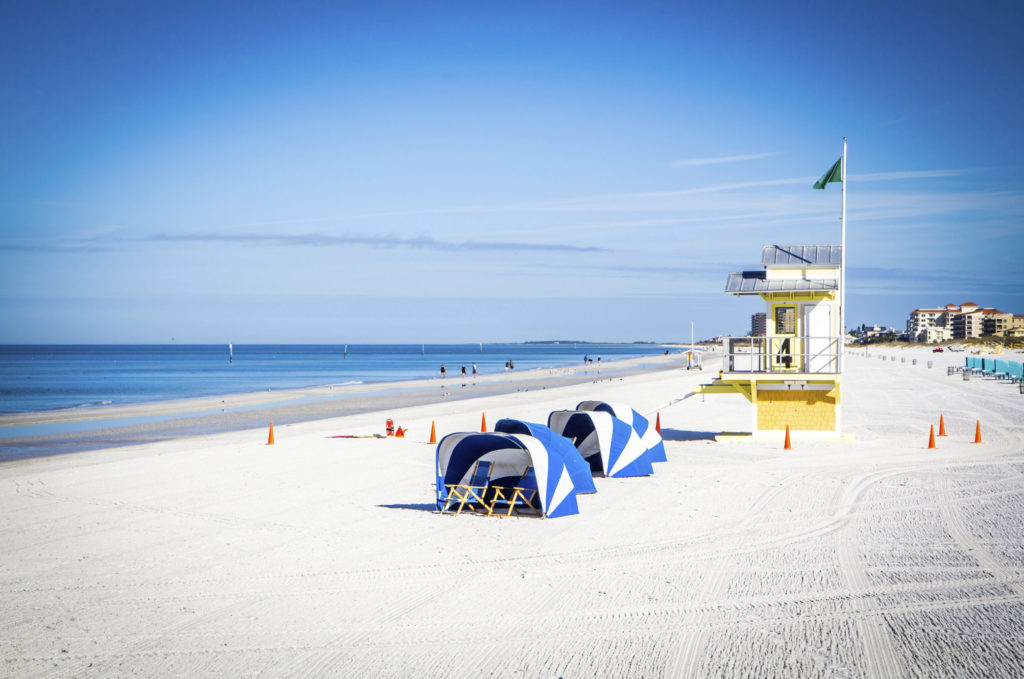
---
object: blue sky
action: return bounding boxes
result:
[2,1,1021,343]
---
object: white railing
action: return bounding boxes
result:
[723,336,840,374]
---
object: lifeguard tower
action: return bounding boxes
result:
[697,245,843,435]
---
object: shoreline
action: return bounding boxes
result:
[0,351,710,462]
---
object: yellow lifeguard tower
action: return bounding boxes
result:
[697,245,843,435]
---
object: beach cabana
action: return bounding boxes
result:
[547,410,653,478]
[494,418,597,493]
[576,400,667,463]
[435,432,580,518]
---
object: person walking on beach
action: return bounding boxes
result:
[509,360,514,371]
[461,364,467,387]
[440,364,446,379]
[472,362,477,378]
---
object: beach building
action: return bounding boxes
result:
[906,305,957,343]
[750,312,767,336]
[696,245,843,434]
[951,306,1004,339]
[857,323,898,341]
[903,302,1020,342]
[981,312,1024,337]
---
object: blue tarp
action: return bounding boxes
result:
[547,410,653,478]
[577,400,667,463]
[494,419,597,494]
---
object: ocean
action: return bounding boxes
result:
[0,343,672,415]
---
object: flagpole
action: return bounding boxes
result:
[840,137,847,373]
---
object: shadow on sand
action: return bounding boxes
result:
[378,503,438,513]
[660,428,718,442]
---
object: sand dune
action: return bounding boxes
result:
[2,347,1023,677]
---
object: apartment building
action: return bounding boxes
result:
[906,303,963,343]
[904,302,1020,341]
[983,313,1024,337]
[951,306,1004,339]
[750,312,767,336]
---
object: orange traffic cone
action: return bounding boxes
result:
[973,420,982,444]
[395,426,405,438]
[481,413,488,432]
[655,412,661,434]
[938,414,947,437]
[429,421,437,444]
[267,422,275,445]
[784,425,792,450]
[928,424,936,449]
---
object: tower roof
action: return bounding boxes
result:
[725,271,838,295]
[762,245,842,267]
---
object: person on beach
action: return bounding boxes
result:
[461,365,466,378]
[440,364,446,379]
[504,361,509,372]
[584,354,589,364]
[509,360,514,371]
[472,362,477,378]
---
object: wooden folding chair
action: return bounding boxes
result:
[487,467,541,518]
[442,460,492,515]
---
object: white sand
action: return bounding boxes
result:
[2,346,1024,677]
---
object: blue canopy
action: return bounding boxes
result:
[435,432,580,518]
[494,419,597,494]
[577,400,667,463]
[547,410,653,478]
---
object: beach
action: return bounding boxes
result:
[2,345,1024,677]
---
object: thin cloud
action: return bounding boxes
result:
[0,241,123,254]
[850,169,973,182]
[403,169,974,214]
[145,232,607,253]
[244,168,977,222]
[671,152,777,167]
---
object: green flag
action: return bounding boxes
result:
[813,157,843,189]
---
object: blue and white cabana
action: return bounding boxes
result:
[494,418,597,494]
[435,432,580,518]
[577,400,667,463]
[547,410,653,478]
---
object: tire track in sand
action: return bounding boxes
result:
[834,470,905,678]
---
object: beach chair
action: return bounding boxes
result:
[487,467,541,518]
[1009,361,1024,384]
[442,460,492,515]
[993,359,1010,381]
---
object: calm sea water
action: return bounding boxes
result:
[0,344,670,414]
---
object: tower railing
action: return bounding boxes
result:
[722,336,840,374]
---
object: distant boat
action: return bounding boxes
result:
[229,343,233,363]
[344,344,348,358]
